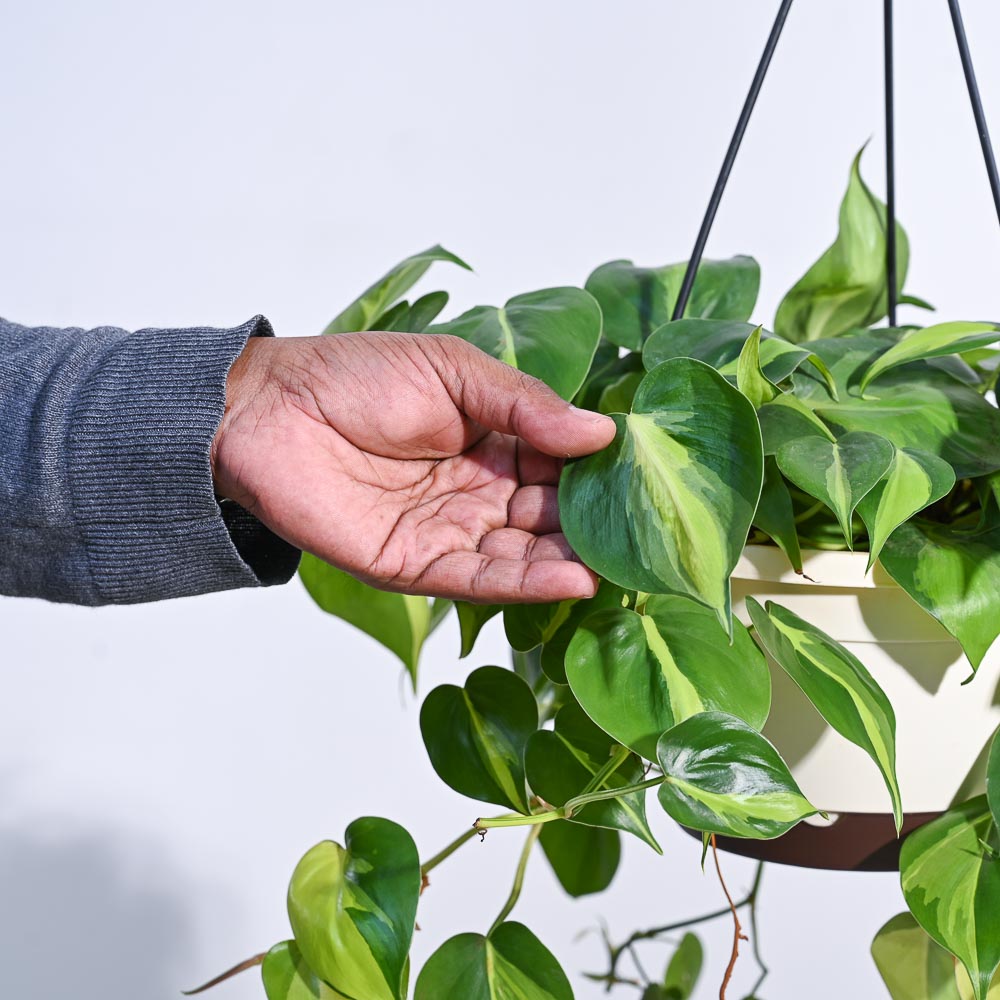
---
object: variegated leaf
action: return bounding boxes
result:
[735,326,779,408]
[746,598,902,829]
[871,914,963,1000]
[559,358,763,630]
[656,712,820,839]
[564,596,770,762]
[901,798,1000,1000]
[262,942,349,1000]
[776,431,894,547]
[287,819,420,1000]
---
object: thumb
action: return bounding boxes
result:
[434,335,617,457]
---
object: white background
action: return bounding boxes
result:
[2,1,999,997]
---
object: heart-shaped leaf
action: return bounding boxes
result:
[454,603,502,658]
[586,257,760,351]
[565,596,770,762]
[287,818,420,1000]
[420,666,537,813]
[414,922,573,1000]
[323,245,470,335]
[525,703,661,851]
[871,914,964,1000]
[299,554,431,686]
[856,448,956,570]
[429,287,602,400]
[262,942,349,1000]
[776,431,894,547]
[539,821,621,898]
[504,601,578,655]
[746,598,902,829]
[901,797,1000,1000]
[757,393,836,455]
[559,358,763,629]
[662,932,704,999]
[656,712,820,839]
[879,519,1000,673]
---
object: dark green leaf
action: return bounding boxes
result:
[525,703,661,851]
[574,345,643,411]
[414,922,573,1000]
[539,821,621,898]
[323,245,470,334]
[505,601,578,654]
[262,942,349,1000]
[287,818,420,1000]
[986,729,1000,833]
[901,797,1000,1000]
[662,932,703,999]
[656,712,819,839]
[559,359,763,628]
[753,457,803,572]
[565,596,770,761]
[455,602,502,658]
[429,286,603,400]
[757,393,836,455]
[420,666,537,813]
[375,291,451,332]
[642,318,758,370]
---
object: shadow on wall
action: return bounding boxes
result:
[0,821,195,1000]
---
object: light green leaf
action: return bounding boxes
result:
[656,712,820,839]
[574,344,644,410]
[662,932,704,999]
[861,321,1000,393]
[525,703,661,851]
[871,913,963,1000]
[559,359,764,629]
[565,596,770,762]
[598,370,644,414]
[287,818,420,1000]
[455,602,502,658]
[414,922,574,1000]
[262,942,349,1000]
[736,326,779,407]
[539,818,621,898]
[776,431,894,547]
[420,666,537,813]
[757,393,836,454]
[775,149,911,342]
[857,448,956,570]
[586,257,760,351]
[753,456,803,573]
[879,519,1000,673]
[746,598,902,830]
[989,730,1000,833]
[429,287,603,400]
[323,245,470,334]
[901,797,1000,1000]
[299,554,430,686]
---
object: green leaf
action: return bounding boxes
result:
[414,922,573,1000]
[262,942,349,1000]
[598,370,645,414]
[746,598,902,830]
[879,519,1000,673]
[753,457,803,572]
[299,554,430,686]
[871,913,964,1000]
[736,326,779,407]
[856,447,956,570]
[287,818,420,1000]
[559,358,763,628]
[861,322,1000,393]
[656,712,820,839]
[662,932,704,999]
[989,730,1000,833]
[525,702,661,851]
[420,665,537,813]
[775,431,894,547]
[504,601,579,654]
[429,287,603,400]
[565,596,770,762]
[538,821,621,898]
[374,291,451,333]
[775,149,911,342]
[757,393,836,454]
[574,344,644,410]
[323,245,470,335]
[901,797,1000,1000]
[455,602,502,658]
[586,257,760,351]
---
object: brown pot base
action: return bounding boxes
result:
[684,812,941,872]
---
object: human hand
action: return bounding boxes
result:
[211,332,617,602]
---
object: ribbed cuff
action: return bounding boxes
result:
[67,315,301,604]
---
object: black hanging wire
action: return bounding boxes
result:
[884,0,898,327]
[671,0,795,321]
[946,0,1000,229]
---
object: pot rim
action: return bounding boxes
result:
[734,543,899,590]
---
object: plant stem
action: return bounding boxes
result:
[580,745,631,797]
[711,835,748,1000]
[489,825,542,934]
[421,827,478,878]
[182,953,267,995]
[564,775,665,815]
[475,810,565,831]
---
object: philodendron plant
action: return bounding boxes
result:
[195,152,1000,1000]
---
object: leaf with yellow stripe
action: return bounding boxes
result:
[262,942,349,1000]
[746,598,902,830]
[656,712,820,840]
[901,798,1000,1000]
[564,596,770,762]
[420,666,537,813]
[287,819,420,1000]
[559,358,764,631]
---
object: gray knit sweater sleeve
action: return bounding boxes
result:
[0,314,301,605]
